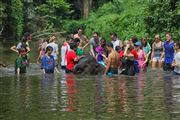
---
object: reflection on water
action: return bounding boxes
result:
[60,72,77,112]
[0,41,180,120]
[0,69,180,120]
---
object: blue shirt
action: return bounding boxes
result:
[41,55,55,73]
[97,53,103,62]
[164,41,174,64]
[142,42,151,54]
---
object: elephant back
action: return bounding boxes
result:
[73,55,105,75]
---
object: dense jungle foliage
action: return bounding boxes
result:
[0,0,179,42]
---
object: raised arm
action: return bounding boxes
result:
[10,45,18,53]
[147,43,151,58]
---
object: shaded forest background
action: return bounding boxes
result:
[0,0,179,42]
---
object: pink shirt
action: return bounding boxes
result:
[137,50,145,68]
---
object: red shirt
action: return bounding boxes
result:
[131,49,138,59]
[66,50,77,71]
[119,50,138,59]
[119,51,124,58]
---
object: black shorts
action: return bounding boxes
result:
[163,63,174,71]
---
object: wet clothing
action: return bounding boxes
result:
[163,41,174,71]
[66,50,77,72]
[163,63,174,71]
[153,42,163,58]
[15,56,28,74]
[107,68,118,75]
[121,58,135,76]
[137,50,146,69]
[41,55,55,73]
[164,41,174,64]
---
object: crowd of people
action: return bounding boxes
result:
[10,28,180,76]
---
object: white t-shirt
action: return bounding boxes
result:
[111,39,122,50]
[174,52,180,73]
[61,43,70,66]
[46,42,59,60]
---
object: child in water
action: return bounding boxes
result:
[15,48,28,75]
[41,46,56,74]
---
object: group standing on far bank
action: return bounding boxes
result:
[10,28,180,76]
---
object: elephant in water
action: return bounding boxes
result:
[73,55,105,75]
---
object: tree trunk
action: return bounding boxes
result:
[83,0,89,19]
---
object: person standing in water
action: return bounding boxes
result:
[172,41,180,75]
[11,33,32,64]
[163,32,174,71]
[104,42,120,75]
[41,46,55,74]
[150,34,164,68]
[15,48,28,75]
[134,41,148,72]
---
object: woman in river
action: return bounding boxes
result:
[134,41,148,72]
[141,37,151,67]
[121,44,136,76]
[150,34,164,68]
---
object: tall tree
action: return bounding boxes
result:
[144,0,180,40]
[11,0,24,40]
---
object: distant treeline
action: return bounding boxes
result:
[0,0,179,42]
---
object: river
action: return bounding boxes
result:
[0,40,180,120]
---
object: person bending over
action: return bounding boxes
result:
[66,42,84,73]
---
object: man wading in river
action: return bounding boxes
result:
[104,42,120,76]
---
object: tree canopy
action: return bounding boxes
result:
[0,0,179,41]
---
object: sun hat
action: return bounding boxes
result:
[134,41,141,46]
